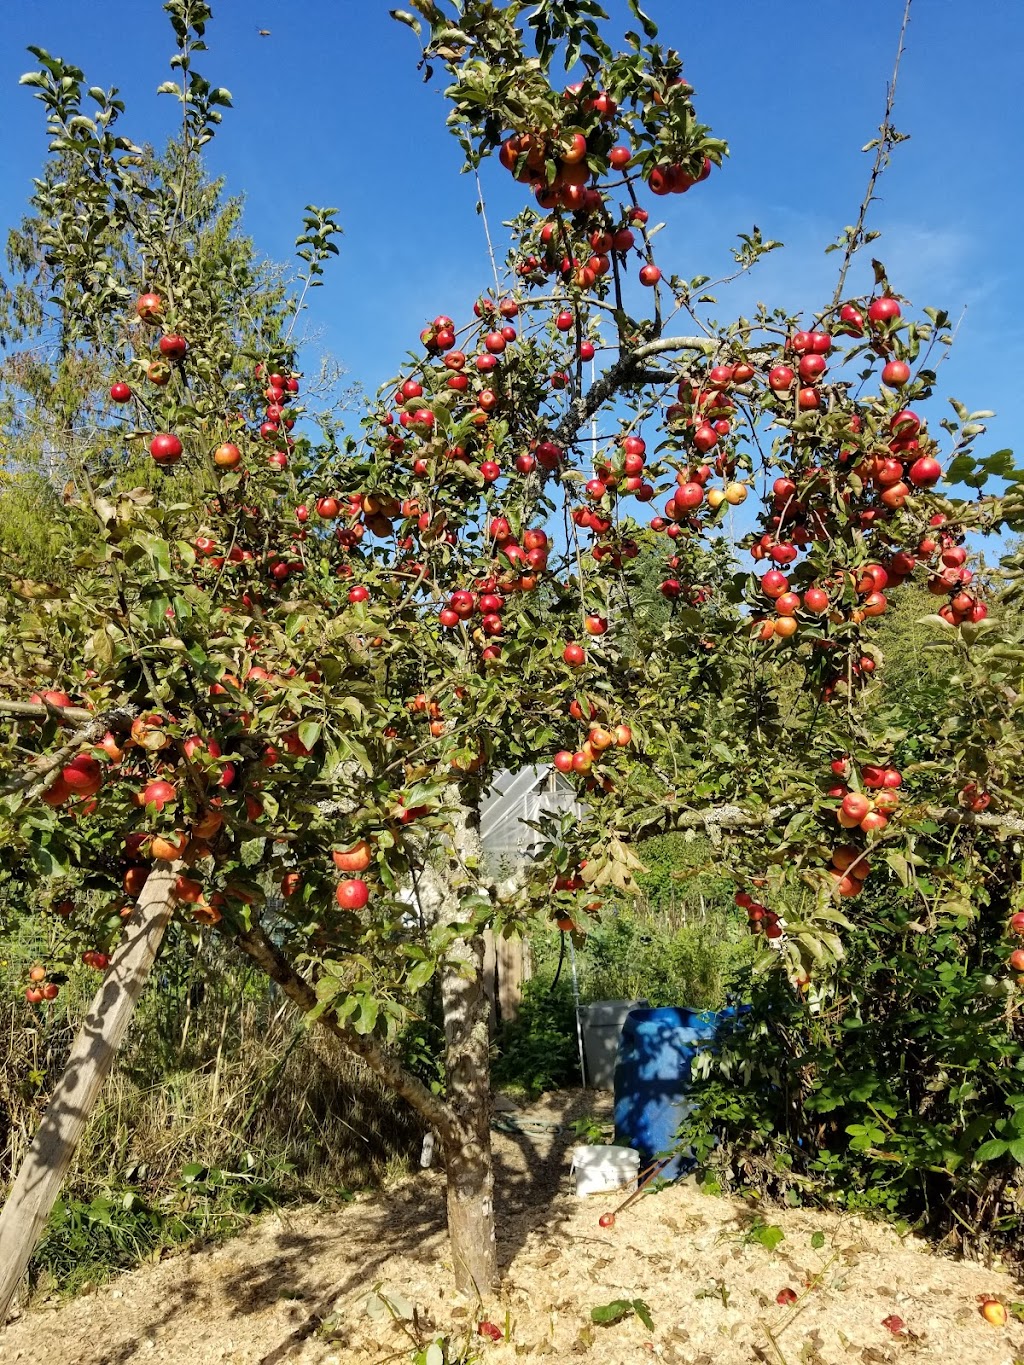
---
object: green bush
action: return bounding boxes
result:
[492,977,581,1096]
[494,870,753,1097]
[679,864,1024,1259]
[574,907,752,1010]
[630,831,734,921]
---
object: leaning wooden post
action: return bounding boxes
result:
[0,866,178,1325]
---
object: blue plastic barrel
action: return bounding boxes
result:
[613,1005,741,1180]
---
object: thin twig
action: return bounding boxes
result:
[475,170,501,294]
[830,0,913,308]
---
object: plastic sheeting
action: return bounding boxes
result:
[479,765,581,875]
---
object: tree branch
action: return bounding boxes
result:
[661,800,1024,839]
[551,349,642,450]
[0,700,94,724]
[632,336,716,359]
[632,337,778,362]
[550,335,776,450]
[829,0,913,309]
[0,704,140,803]
[232,921,459,1143]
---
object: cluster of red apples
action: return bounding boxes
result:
[497,79,711,290]
[553,696,633,782]
[22,963,60,1004]
[108,292,301,473]
[23,680,383,1000]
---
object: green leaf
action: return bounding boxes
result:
[747,1222,785,1251]
[632,1298,654,1331]
[591,1299,633,1326]
[138,533,172,580]
[297,720,321,752]
[31,840,70,877]
[625,0,659,37]
[354,995,379,1035]
[885,851,912,887]
[974,1140,1009,1163]
[945,454,977,484]
[390,9,422,33]
[314,976,341,1003]
[405,960,435,992]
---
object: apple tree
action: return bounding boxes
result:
[1,0,1023,1314]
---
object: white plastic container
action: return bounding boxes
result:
[569,1144,640,1198]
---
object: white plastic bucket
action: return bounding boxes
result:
[570,1144,640,1198]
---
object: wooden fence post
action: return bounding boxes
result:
[496,934,527,1024]
[0,866,178,1325]
[481,929,498,1035]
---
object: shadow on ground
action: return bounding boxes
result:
[28,1088,612,1365]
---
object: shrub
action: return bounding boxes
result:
[492,978,581,1097]
[680,866,1024,1260]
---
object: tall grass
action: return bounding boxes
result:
[0,919,419,1296]
[493,885,754,1098]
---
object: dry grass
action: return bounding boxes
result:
[1,926,421,1253]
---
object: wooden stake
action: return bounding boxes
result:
[0,866,178,1325]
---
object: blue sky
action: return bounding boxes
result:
[0,1,1022,461]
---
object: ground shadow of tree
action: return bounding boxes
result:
[61,1088,614,1364]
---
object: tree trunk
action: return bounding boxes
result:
[235,796,501,1299]
[436,801,498,1299]
[0,866,178,1325]
[443,1122,497,1301]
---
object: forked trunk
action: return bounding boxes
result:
[239,797,502,1299]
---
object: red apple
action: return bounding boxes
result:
[839,303,864,333]
[62,755,102,796]
[336,878,370,910]
[841,792,871,822]
[211,442,241,472]
[158,333,187,360]
[908,456,941,487]
[140,779,176,812]
[333,840,372,873]
[881,359,910,388]
[136,292,162,321]
[868,296,901,324]
[149,432,182,464]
